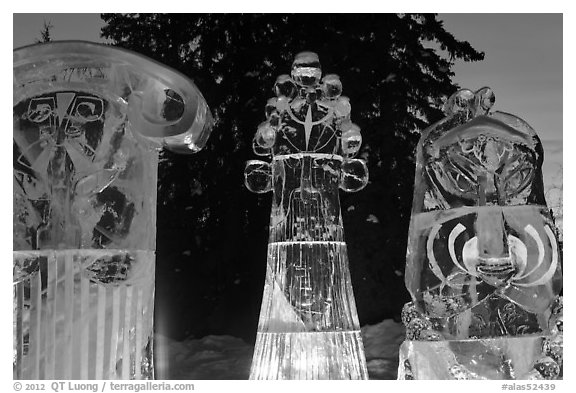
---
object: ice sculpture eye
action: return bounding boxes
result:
[444,166,477,196]
[75,100,103,122]
[501,155,535,198]
[27,100,53,123]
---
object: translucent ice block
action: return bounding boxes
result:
[398,88,562,380]
[13,41,213,379]
[398,336,550,380]
[245,52,369,379]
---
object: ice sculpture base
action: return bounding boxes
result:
[398,336,552,380]
[250,331,368,380]
[13,249,155,380]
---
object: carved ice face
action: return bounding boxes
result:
[416,205,561,317]
[13,90,146,250]
[16,92,105,163]
[13,91,107,210]
[406,92,562,318]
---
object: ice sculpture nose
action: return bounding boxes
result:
[475,207,509,259]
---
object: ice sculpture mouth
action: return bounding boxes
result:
[460,233,523,288]
[475,257,516,286]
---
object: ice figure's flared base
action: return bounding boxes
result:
[250,331,368,380]
[398,336,552,380]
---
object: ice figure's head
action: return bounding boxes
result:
[259,52,360,156]
[406,87,562,318]
[291,51,322,87]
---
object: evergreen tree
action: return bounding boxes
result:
[36,20,53,43]
[100,13,483,340]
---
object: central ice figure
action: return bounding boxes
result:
[245,52,369,379]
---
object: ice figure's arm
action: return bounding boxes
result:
[338,121,368,192]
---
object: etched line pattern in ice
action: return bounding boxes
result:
[251,241,367,379]
[258,241,361,332]
[247,52,369,379]
[13,249,155,380]
[251,331,368,380]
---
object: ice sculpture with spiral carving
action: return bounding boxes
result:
[13,41,212,380]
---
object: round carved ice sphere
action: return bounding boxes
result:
[244,160,272,194]
[443,88,475,115]
[341,122,362,157]
[274,74,297,99]
[335,96,351,118]
[265,97,278,118]
[321,74,342,99]
[340,159,368,192]
[255,122,276,149]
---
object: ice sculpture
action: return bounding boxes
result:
[398,88,563,380]
[245,52,369,379]
[13,41,213,379]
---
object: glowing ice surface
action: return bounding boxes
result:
[13,41,212,379]
[398,88,562,379]
[245,52,369,379]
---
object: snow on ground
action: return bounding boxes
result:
[154,334,253,380]
[154,319,405,380]
[361,319,406,379]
